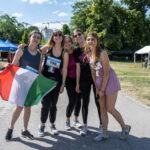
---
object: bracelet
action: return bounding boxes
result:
[62,82,65,86]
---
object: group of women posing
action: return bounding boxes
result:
[5,29,131,142]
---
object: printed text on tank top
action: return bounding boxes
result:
[46,48,62,73]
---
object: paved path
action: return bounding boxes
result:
[0,90,150,150]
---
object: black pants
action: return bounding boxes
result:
[40,82,61,124]
[74,82,102,125]
[93,84,102,124]
[66,77,80,118]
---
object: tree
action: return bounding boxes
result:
[20,30,28,44]
[0,14,22,43]
[121,0,150,17]
[70,0,92,32]
[62,24,71,35]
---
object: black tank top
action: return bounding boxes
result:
[19,47,41,73]
[42,48,64,82]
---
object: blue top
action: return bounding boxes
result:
[19,47,41,73]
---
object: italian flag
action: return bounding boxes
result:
[0,64,57,107]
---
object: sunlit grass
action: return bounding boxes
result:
[111,61,150,106]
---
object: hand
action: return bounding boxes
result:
[75,84,80,93]
[18,44,27,49]
[96,88,99,97]
[99,90,104,98]
[59,85,64,93]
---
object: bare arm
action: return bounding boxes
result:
[76,63,80,93]
[59,52,69,93]
[100,51,110,92]
[12,48,23,65]
[38,54,45,74]
[40,45,49,54]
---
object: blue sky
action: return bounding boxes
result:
[0,0,149,30]
[0,0,83,29]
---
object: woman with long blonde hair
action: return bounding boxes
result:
[86,32,131,141]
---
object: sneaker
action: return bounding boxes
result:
[65,120,71,130]
[5,128,13,141]
[38,125,45,137]
[80,126,88,136]
[21,130,34,140]
[50,125,59,135]
[120,125,131,140]
[94,132,109,141]
[97,124,103,134]
[73,120,82,128]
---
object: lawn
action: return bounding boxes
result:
[110,61,150,106]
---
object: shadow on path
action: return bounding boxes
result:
[11,126,150,150]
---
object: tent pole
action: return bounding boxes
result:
[148,52,150,69]
[134,53,136,63]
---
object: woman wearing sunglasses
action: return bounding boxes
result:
[73,29,102,136]
[38,30,69,137]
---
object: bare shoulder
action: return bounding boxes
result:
[100,50,108,60]
[41,45,49,54]
[16,48,24,56]
[63,51,69,58]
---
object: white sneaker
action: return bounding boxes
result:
[97,124,103,134]
[65,120,71,130]
[120,125,131,140]
[94,133,109,141]
[38,125,45,137]
[73,120,82,128]
[80,126,88,136]
[50,125,59,135]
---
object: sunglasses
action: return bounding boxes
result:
[53,33,62,37]
[74,33,82,38]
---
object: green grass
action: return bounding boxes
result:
[110,61,150,105]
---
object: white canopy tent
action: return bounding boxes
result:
[134,46,150,66]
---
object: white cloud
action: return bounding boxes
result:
[21,0,58,4]
[52,10,59,14]
[12,13,23,18]
[58,12,68,17]
[62,1,74,5]
[52,11,69,17]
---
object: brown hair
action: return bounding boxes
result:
[73,29,82,34]
[86,32,101,66]
[64,35,73,44]
[47,29,64,48]
[28,30,43,50]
